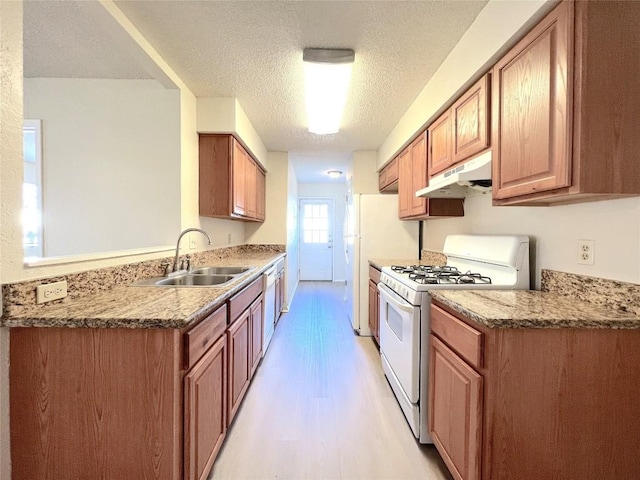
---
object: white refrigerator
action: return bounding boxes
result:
[344,193,419,336]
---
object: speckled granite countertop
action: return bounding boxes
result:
[431,290,640,329]
[369,254,446,271]
[0,252,285,329]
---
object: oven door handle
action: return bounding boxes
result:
[377,283,414,314]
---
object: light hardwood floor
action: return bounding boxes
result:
[209,281,452,480]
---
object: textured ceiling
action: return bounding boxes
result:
[24,0,489,182]
[23,1,151,80]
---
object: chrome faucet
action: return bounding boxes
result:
[171,228,212,275]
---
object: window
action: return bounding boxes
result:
[302,203,329,244]
[23,119,43,258]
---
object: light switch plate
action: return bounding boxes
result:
[36,280,68,304]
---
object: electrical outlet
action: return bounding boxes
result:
[189,234,196,250]
[577,239,595,265]
[36,280,68,304]
[228,233,232,244]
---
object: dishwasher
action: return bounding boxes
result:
[263,265,277,353]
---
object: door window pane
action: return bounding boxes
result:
[302,201,330,244]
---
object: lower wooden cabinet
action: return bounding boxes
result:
[184,334,227,480]
[368,279,380,344]
[430,301,640,480]
[9,273,270,480]
[227,309,251,425]
[249,294,264,378]
[429,335,482,480]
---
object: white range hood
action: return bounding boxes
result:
[416,150,492,198]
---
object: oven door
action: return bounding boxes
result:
[377,282,421,402]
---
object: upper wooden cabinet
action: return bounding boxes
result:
[378,156,399,193]
[492,1,640,205]
[398,131,464,220]
[429,75,490,178]
[452,74,490,164]
[199,134,266,222]
[428,110,452,177]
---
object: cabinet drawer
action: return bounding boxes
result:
[431,304,482,369]
[369,265,381,284]
[185,304,228,370]
[228,277,263,324]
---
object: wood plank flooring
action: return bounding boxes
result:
[209,281,452,480]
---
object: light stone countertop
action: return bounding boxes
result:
[0,252,285,329]
[431,290,640,329]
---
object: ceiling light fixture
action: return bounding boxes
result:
[326,170,343,179]
[303,48,355,135]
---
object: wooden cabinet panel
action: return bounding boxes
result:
[256,168,266,221]
[397,147,412,218]
[245,156,257,219]
[453,74,490,163]
[397,131,464,220]
[379,156,399,193]
[429,334,482,480]
[228,277,263,324]
[10,328,183,480]
[184,335,227,480]
[409,132,429,216]
[428,110,453,177]
[232,140,247,217]
[199,134,265,222]
[368,279,379,344]
[227,310,251,425]
[431,304,482,369]
[184,304,227,370]
[249,295,263,378]
[492,2,572,200]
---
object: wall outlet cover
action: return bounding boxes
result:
[577,239,595,265]
[189,235,196,249]
[36,280,68,304]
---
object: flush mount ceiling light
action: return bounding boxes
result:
[303,48,355,135]
[326,170,343,179]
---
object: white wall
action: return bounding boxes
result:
[196,97,268,170]
[298,182,347,282]
[423,193,640,288]
[351,151,379,194]
[1,1,247,284]
[286,159,299,307]
[0,2,21,477]
[378,0,552,167]
[24,78,181,257]
[246,152,289,245]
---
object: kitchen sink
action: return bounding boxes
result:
[131,273,237,287]
[154,274,236,286]
[189,266,253,275]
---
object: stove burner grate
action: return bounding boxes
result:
[391,265,492,285]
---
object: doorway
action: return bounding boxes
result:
[299,198,334,281]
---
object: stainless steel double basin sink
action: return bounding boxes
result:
[132,266,255,287]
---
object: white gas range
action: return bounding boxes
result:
[377,234,530,443]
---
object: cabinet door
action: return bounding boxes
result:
[397,147,412,218]
[232,140,247,216]
[256,168,266,221]
[409,132,428,216]
[368,280,379,344]
[184,335,227,480]
[453,74,490,163]
[429,110,453,177]
[429,335,482,480]
[227,310,250,424]
[492,1,572,200]
[249,295,263,378]
[245,158,257,219]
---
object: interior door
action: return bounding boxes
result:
[299,198,334,281]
